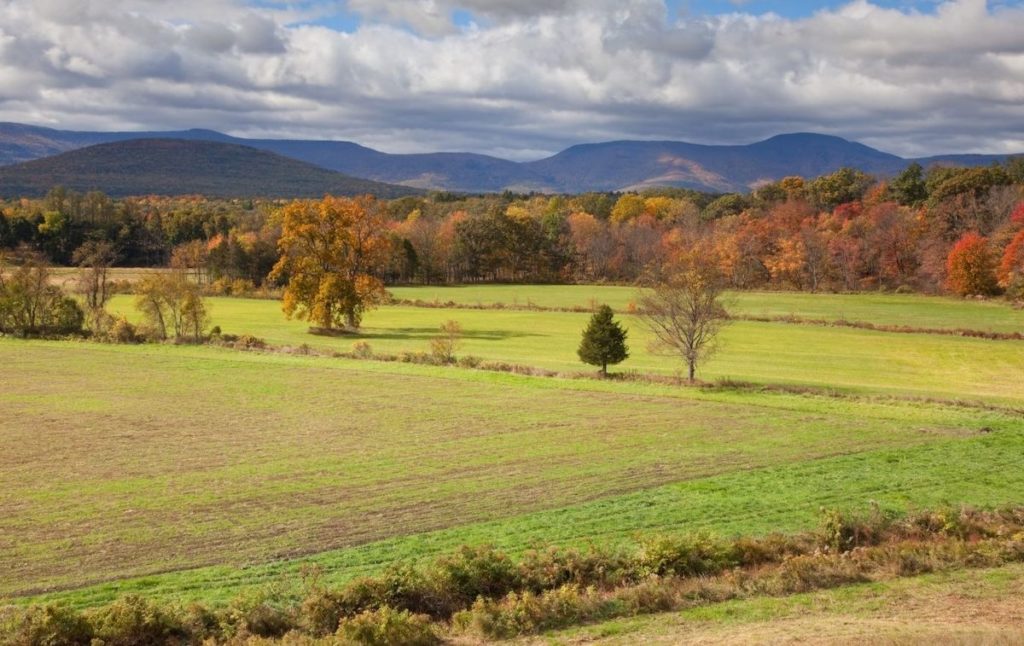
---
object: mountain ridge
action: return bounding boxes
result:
[0,138,422,199]
[0,122,1017,195]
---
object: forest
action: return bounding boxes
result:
[1,159,1023,299]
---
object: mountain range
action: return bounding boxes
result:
[0,122,1018,197]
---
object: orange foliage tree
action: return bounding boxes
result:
[270,195,393,330]
[998,229,1024,296]
[945,232,998,296]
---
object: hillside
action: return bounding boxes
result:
[0,139,421,198]
[0,122,1018,194]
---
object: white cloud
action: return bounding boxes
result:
[0,0,1021,158]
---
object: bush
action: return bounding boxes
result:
[0,603,93,646]
[454,585,615,639]
[518,545,631,592]
[429,545,521,613]
[44,297,85,335]
[456,354,482,368]
[299,589,347,637]
[219,589,295,638]
[819,506,895,553]
[428,320,461,364]
[767,553,870,594]
[336,607,440,646]
[86,595,186,646]
[351,341,373,359]
[234,334,267,350]
[635,532,737,577]
[105,316,141,344]
[612,577,676,615]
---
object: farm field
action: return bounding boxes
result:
[104,291,1024,404]
[537,563,1024,645]
[4,338,1024,607]
[5,285,1024,624]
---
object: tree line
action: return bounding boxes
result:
[1,158,1023,298]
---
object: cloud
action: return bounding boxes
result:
[0,0,1021,158]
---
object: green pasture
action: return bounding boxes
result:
[106,293,1024,404]
[389,284,1024,333]
[5,285,1024,611]
[4,339,1024,608]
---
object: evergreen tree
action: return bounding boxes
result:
[577,304,629,376]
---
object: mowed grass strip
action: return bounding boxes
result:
[27,419,1024,609]
[109,295,1024,405]
[2,339,1013,598]
[538,564,1024,645]
[389,285,1024,334]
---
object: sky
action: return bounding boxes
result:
[0,0,1022,160]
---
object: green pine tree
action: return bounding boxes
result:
[577,304,629,376]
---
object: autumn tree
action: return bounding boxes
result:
[134,272,210,341]
[639,251,731,382]
[946,232,999,296]
[0,250,84,337]
[270,195,393,330]
[72,240,117,332]
[998,229,1024,298]
[577,304,629,377]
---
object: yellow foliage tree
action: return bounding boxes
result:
[269,195,393,330]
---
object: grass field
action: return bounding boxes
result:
[389,284,1024,333]
[106,291,1024,404]
[5,336,1024,608]
[5,285,1024,630]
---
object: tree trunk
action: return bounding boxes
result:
[688,361,695,383]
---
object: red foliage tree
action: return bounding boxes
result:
[946,232,999,296]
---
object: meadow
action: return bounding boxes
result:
[103,288,1024,404]
[4,285,1024,627]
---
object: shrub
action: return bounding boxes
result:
[429,320,461,364]
[518,544,631,592]
[104,316,141,344]
[219,589,295,638]
[767,553,870,594]
[455,585,614,639]
[235,334,267,350]
[299,589,347,637]
[456,354,482,369]
[612,577,677,615]
[351,341,373,359]
[44,296,85,336]
[0,603,93,646]
[335,606,440,646]
[635,531,737,577]
[86,595,186,646]
[818,506,895,553]
[429,545,521,612]
[731,532,813,567]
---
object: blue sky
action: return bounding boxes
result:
[295,0,993,32]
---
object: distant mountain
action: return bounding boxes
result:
[0,123,1017,194]
[0,139,421,198]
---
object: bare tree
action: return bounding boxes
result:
[638,252,732,382]
[73,240,117,332]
